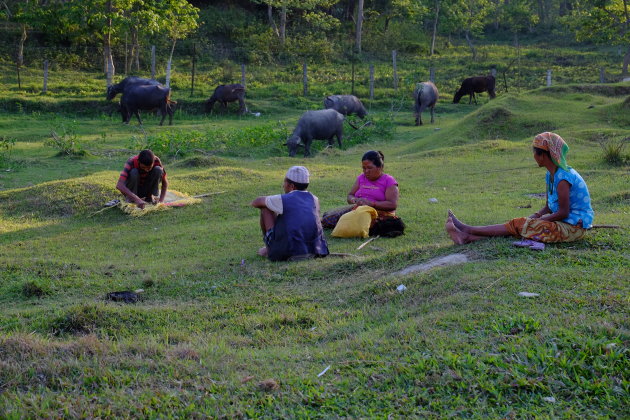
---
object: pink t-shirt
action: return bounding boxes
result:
[355,173,398,202]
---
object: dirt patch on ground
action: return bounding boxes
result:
[394,253,469,276]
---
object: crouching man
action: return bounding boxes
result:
[251,166,329,261]
[116,149,168,209]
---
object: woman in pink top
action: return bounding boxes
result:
[347,150,399,217]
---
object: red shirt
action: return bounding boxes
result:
[118,155,167,186]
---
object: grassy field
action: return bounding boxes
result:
[0,63,628,417]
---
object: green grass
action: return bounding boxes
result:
[0,70,628,417]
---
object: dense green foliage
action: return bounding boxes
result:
[1,0,629,76]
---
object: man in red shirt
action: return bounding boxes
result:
[116,149,168,209]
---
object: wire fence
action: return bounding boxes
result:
[0,42,626,105]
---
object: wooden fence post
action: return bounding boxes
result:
[429,67,435,83]
[106,59,113,87]
[43,60,49,94]
[351,58,355,95]
[16,62,21,90]
[124,32,128,75]
[241,64,246,87]
[151,45,156,80]
[191,43,196,97]
[392,50,398,91]
[599,67,605,83]
[369,64,374,100]
[546,70,552,87]
[303,61,308,96]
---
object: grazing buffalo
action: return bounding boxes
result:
[204,84,247,114]
[453,75,496,104]
[286,109,344,157]
[120,84,175,126]
[323,95,367,118]
[106,76,160,101]
[413,81,439,126]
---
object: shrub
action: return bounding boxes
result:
[45,119,87,157]
[0,135,16,166]
[597,135,628,165]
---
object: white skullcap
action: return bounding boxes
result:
[285,166,310,184]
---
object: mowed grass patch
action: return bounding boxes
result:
[0,83,628,417]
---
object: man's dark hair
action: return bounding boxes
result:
[286,179,309,191]
[533,147,550,157]
[138,149,155,165]
[362,150,385,168]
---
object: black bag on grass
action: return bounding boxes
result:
[369,216,405,238]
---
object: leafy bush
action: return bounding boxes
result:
[596,135,628,165]
[45,119,87,157]
[0,135,16,166]
[343,114,395,148]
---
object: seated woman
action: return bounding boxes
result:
[322,150,400,228]
[446,132,594,244]
[348,150,399,215]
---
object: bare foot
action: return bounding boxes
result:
[447,209,468,232]
[445,217,469,245]
[257,246,268,257]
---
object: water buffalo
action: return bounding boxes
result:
[106,76,160,101]
[413,81,439,126]
[204,84,247,114]
[120,84,175,126]
[453,75,496,104]
[286,109,344,157]
[323,95,367,118]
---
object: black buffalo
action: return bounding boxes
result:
[106,76,160,101]
[204,84,247,114]
[287,109,344,157]
[120,84,175,126]
[453,75,496,104]
[413,81,439,126]
[323,95,367,118]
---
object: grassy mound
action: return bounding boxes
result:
[0,178,115,218]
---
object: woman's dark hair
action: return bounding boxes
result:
[362,150,384,168]
[533,147,550,157]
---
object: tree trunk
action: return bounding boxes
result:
[17,23,27,68]
[465,30,477,61]
[430,0,440,56]
[131,27,140,72]
[355,0,364,54]
[166,38,177,88]
[623,45,630,77]
[267,4,279,38]
[103,0,115,77]
[280,4,287,45]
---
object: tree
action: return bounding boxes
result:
[156,0,199,87]
[565,0,630,76]
[0,0,44,68]
[441,0,495,60]
[356,0,364,53]
[254,0,340,46]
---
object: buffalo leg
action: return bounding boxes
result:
[415,112,421,126]
[134,110,143,125]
